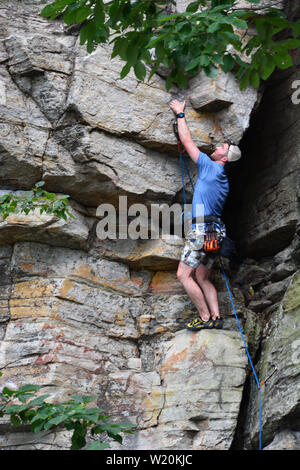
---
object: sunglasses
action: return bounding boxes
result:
[224,139,236,147]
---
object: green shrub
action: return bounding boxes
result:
[0,373,136,450]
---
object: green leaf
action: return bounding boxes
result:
[121,1,131,21]
[87,39,95,53]
[120,62,131,79]
[10,414,21,427]
[71,423,87,450]
[126,42,140,65]
[63,5,80,25]
[87,441,111,450]
[18,384,41,393]
[176,22,192,39]
[80,21,95,45]
[207,22,220,34]
[199,55,210,67]
[111,38,128,60]
[145,33,168,49]
[250,70,260,88]
[71,394,85,404]
[32,420,45,433]
[41,4,58,18]
[62,2,90,25]
[184,56,200,72]
[31,408,53,423]
[255,19,270,41]
[274,52,292,69]
[94,1,105,25]
[75,6,91,24]
[204,64,219,79]
[108,431,123,444]
[186,2,199,13]
[174,69,187,89]
[35,181,45,188]
[27,395,51,407]
[261,55,275,80]
[166,73,174,92]
[41,0,74,19]
[157,12,189,23]
[221,54,234,73]
[228,17,248,29]
[17,393,36,403]
[221,31,241,47]
[6,404,28,413]
[292,19,300,38]
[239,70,251,90]
[212,54,223,65]
[19,409,34,424]
[282,38,300,50]
[2,387,16,397]
[46,415,67,427]
[134,61,146,81]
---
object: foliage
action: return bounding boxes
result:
[0,180,75,221]
[0,373,136,450]
[40,0,300,90]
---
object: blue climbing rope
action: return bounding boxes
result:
[219,256,262,450]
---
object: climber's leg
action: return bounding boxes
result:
[195,263,220,321]
[177,261,211,322]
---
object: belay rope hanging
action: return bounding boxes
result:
[219,256,262,450]
[174,117,263,450]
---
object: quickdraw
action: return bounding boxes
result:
[203,222,221,253]
[204,239,220,252]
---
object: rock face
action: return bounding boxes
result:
[244,271,300,449]
[103,329,248,450]
[0,0,299,451]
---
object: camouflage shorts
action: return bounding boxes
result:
[180,221,226,269]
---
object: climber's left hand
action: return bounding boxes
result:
[169,99,186,115]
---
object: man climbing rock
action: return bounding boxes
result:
[169,99,241,331]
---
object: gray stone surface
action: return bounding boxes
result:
[244,271,300,449]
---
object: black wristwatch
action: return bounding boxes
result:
[176,112,185,118]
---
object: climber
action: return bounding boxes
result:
[169,98,241,331]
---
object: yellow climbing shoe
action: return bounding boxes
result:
[185,318,214,331]
[213,317,223,329]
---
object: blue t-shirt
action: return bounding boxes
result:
[192,151,229,228]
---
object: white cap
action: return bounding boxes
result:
[227,144,241,162]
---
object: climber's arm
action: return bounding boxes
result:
[169,99,199,163]
[177,116,199,163]
[180,138,200,164]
